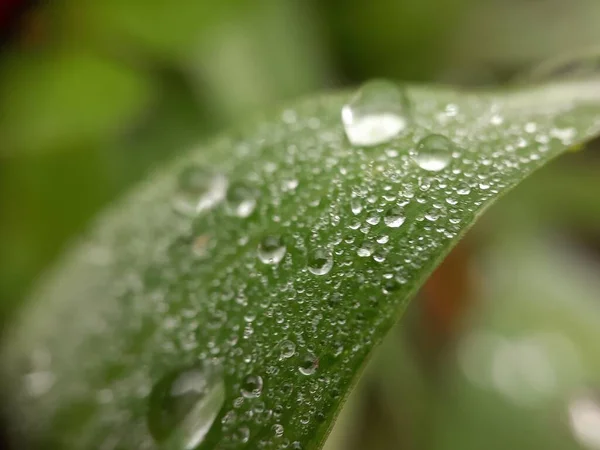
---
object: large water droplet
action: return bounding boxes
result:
[257,235,287,265]
[147,364,225,449]
[241,374,263,398]
[383,206,406,228]
[172,166,227,216]
[413,134,453,172]
[307,249,334,276]
[341,80,409,147]
[225,182,258,218]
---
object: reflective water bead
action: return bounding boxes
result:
[279,340,296,359]
[341,80,410,146]
[384,206,406,228]
[307,249,334,276]
[172,166,227,216]
[241,374,263,398]
[225,182,258,218]
[413,134,453,172]
[147,365,225,449]
[257,235,287,265]
[298,353,318,376]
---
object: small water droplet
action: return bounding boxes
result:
[172,166,227,216]
[272,423,285,438]
[350,198,363,215]
[298,353,318,376]
[366,215,380,225]
[384,206,406,228]
[307,249,334,276]
[279,340,296,359]
[490,114,504,126]
[456,184,471,195]
[241,375,263,398]
[257,235,287,265]
[147,364,225,449]
[232,426,250,444]
[282,179,299,191]
[341,80,409,147]
[413,134,453,172]
[377,235,389,244]
[357,242,373,257]
[225,182,257,218]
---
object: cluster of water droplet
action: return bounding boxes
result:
[3,77,600,450]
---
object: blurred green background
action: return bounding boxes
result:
[1,0,600,449]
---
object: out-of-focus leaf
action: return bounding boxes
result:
[430,235,600,450]
[0,51,151,155]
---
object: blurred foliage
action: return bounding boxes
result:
[1,0,600,448]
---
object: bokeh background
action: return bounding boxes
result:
[1,0,600,449]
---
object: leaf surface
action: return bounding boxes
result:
[2,81,600,450]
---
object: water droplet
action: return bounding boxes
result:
[172,166,227,216]
[241,375,263,398]
[357,242,373,257]
[366,215,380,225]
[456,183,471,195]
[147,365,225,449]
[384,206,406,228]
[279,340,296,359]
[257,235,287,265]
[350,198,363,215]
[225,182,257,218]
[298,353,318,376]
[377,235,389,244]
[282,179,299,191]
[307,249,334,276]
[233,426,250,444]
[341,80,409,146]
[272,423,285,438]
[413,134,453,172]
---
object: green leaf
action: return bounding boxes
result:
[2,80,600,449]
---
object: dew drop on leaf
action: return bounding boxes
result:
[147,364,225,449]
[172,165,227,216]
[225,182,258,218]
[273,423,284,437]
[241,374,263,398]
[383,206,406,228]
[413,134,454,172]
[456,183,471,195]
[341,79,409,147]
[350,198,363,215]
[257,235,286,265]
[357,242,373,257]
[307,249,334,276]
[232,426,250,444]
[279,340,296,359]
[298,353,318,376]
